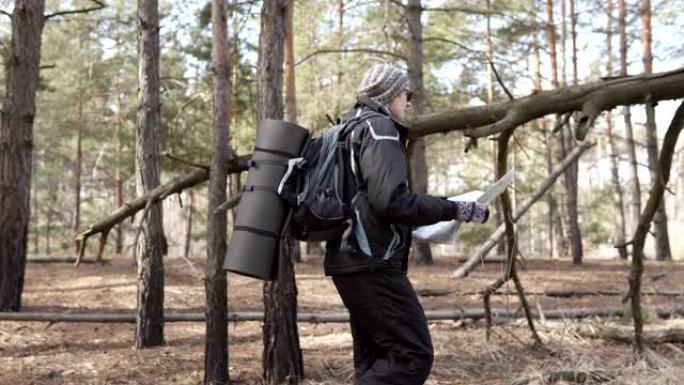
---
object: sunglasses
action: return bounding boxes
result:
[406,90,413,102]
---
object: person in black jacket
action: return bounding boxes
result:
[326,62,489,384]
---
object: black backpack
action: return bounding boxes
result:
[279,110,380,241]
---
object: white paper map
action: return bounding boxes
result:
[412,169,515,245]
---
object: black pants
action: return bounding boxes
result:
[332,267,433,385]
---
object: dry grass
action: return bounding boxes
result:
[1,254,684,384]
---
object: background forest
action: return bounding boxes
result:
[7,0,682,262]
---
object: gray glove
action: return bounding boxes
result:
[453,201,489,224]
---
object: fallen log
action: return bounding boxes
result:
[28,256,98,264]
[2,304,684,324]
[453,142,594,278]
[544,320,684,345]
[511,370,614,385]
[424,288,684,298]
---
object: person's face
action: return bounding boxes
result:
[387,89,412,121]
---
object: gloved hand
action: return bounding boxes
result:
[453,201,489,224]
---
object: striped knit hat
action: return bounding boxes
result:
[357,63,410,106]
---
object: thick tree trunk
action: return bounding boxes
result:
[605,0,627,259]
[641,0,671,261]
[204,1,231,382]
[406,0,433,265]
[135,0,167,348]
[283,0,302,264]
[258,1,303,383]
[0,0,46,311]
[618,0,641,231]
[628,101,684,353]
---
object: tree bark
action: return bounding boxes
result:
[258,1,303,383]
[283,0,302,264]
[619,0,641,232]
[605,0,627,259]
[627,100,684,354]
[135,0,167,348]
[0,0,46,311]
[407,0,433,265]
[203,1,231,383]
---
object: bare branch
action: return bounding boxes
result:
[164,152,210,170]
[421,5,507,16]
[488,60,515,100]
[44,0,106,20]
[213,194,242,215]
[295,48,406,66]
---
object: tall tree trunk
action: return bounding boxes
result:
[532,16,555,258]
[204,1,231,382]
[74,86,83,244]
[135,0,167,348]
[114,20,125,255]
[606,0,627,259]
[258,1,303,383]
[641,0,671,261]
[487,0,505,257]
[619,0,641,232]
[0,0,45,311]
[544,0,567,258]
[115,86,125,255]
[570,0,577,85]
[334,0,344,118]
[407,0,433,265]
[283,0,302,264]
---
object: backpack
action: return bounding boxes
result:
[278,110,381,241]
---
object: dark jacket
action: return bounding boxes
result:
[324,98,466,276]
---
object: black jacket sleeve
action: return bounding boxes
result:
[357,116,460,227]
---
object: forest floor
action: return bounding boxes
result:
[2,253,684,385]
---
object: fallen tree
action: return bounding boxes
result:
[573,322,684,345]
[453,141,594,278]
[408,67,684,140]
[73,156,249,266]
[74,68,684,266]
[2,304,684,323]
[417,288,684,298]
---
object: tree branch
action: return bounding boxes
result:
[44,0,106,20]
[408,67,684,140]
[627,100,684,354]
[74,155,250,266]
[295,48,406,66]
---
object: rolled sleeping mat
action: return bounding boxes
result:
[224,119,309,280]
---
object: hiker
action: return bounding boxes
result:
[325,62,490,384]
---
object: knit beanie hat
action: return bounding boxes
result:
[357,63,410,106]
